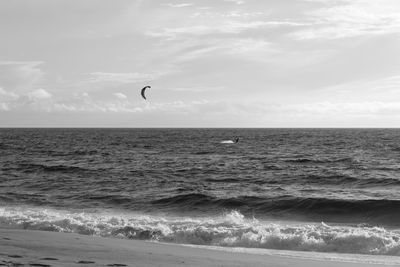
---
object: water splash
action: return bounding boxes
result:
[1,206,400,256]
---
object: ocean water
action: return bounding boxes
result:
[1,128,400,256]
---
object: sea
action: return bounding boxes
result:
[1,128,400,257]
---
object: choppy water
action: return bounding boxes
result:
[1,128,400,256]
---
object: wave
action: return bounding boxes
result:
[1,207,400,256]
[18,163,89,173]
[205,178,241,183]
[151,193,400,225]
[300,174,400,187]
[260,164,283,170]
[284,157,353,164]
[300,174,359,185]
[193,151,216,155]
[71,149,98,156]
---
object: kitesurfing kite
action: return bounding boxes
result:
[141,86,151,100]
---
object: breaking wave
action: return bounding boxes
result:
[151,193,400,225]
[1,206,400,256]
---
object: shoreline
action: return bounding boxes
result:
[1,228,400,267]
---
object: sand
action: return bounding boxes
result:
[1,228,399,267]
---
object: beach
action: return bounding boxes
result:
[3,0,400,263]
[1,228,400,267]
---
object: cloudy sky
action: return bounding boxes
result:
[1,0,400,127]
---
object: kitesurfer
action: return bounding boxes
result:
[220,138,240,144]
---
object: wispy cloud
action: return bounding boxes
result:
[228,38,271,54]
[224,0,245,5]
[167,85,225,92]
[148,20,304,39]
[163,3,193,8]
[280,101,400,119]
[316,75,400,102]
[168,37,277,64]
[292,0,400,39]
[87,72,158,84]
[198,100,400,122]
[114,92,128,99]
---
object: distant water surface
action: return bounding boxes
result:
[1,128,400,256]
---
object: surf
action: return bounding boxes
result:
[2,206,400,256]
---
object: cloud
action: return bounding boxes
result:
[280,101,400,119]
[228,38,271,54]
[3,87,400,127]
[0,61,44,92]
[292,0,400,39]
[146,4,306,41]
[224,0,245,5]
[163,3,193,8]
[0,88,53,112]
[0,87,19,100]
[0,88,216,114]
[167,37,277,64]
[114,92,128,99]
[0,103,8,111]
[168,86,225,92]
[87,72,158,84]
[316,75,400,102]
[195,100,400,118]
[148,20,303,39]
[27,88,52,100]
[0,87,19,111]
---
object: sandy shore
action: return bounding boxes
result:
[1,228,400,267]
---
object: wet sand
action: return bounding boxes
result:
[1,228,399,267]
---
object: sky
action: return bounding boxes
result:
[1,0,400,127]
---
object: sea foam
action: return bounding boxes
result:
[1,206,400,256]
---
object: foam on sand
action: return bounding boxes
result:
[1,228,400,267]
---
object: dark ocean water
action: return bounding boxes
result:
[1,128,400,255]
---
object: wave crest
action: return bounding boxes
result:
[151,193,400,225]
[1,207,400,256]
